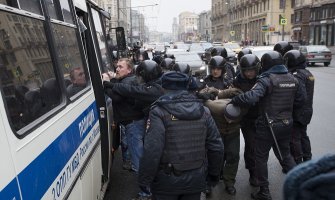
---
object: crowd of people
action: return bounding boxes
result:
[99,41,331,200]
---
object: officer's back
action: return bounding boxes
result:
[138,71,224,200]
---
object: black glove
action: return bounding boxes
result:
[207,174,220,187]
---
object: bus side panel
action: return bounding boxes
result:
[0,110,21,200]
[2,95,102,200]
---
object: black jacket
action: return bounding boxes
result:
[233,73,259,121]
[111,79,164,115]
[103,75,143,123]
[138,90,224,195]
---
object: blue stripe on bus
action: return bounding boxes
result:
[0,101,99,199]
[0,178,21,200]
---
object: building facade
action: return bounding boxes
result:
[308,0,335,46]
[199,10,212,41]
[212,0,295,45]
[178,11,199,42]
[172,17,178,42]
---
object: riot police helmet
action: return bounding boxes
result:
[211,47,224,57]
[137,48,149,61]
[152,55,163,65]
[164,54,175,60]
[136,60,162,83]
[283,50,306,72]
[261,51,284,72]
[273,41,293,56]
[173,63,191,76]
[237,48,252,62]
[239,54,260,78]
[160,58,175,71]
[208,56,227,71]
[219,48,228,58]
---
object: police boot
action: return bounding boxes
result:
[251,186,272,200]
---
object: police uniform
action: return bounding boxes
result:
[138,72,224,200]
[283,50,315,164]
[231,51,306,200]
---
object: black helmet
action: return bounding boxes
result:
[210,47,224,57]
[237,48,252,62]
[173,63,191,75]
[219,48,228,58]
[152,55,163,64]
[164,54,175,59]
[261,51,284,72]
[274,41,293,56]
[240,54,260,71]
[137,49,149,61]
[208,56,226,71]
[283,50,306,72]
[136,60,162,82]
[160,58,175,70]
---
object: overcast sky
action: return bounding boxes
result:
[131,0,211,33]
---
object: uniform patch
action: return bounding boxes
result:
[279,83,296,87]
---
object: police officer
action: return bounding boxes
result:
[138,71,224,200]
[204,56,232,89]
[236,48,253,74]
[160,58,175,72]
[233,54,260,186]
[211,47,236,79]
[274,41,293,56]
[231,51,306,200]
[284,50,315,164]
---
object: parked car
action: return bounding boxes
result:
[223,42,242,54]
[174,52,207,77]
[250,46,274,60]
[189,42,213,62]
[299,45,332,66]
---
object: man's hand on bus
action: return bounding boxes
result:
[102,73,110,82]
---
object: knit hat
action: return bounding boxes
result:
[223,103,241,121]
[161,71,190,90]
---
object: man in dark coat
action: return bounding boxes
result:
[138,71,224,200]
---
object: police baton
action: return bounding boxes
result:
[265,112,283,161]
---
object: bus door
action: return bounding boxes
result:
[74,0,113,180]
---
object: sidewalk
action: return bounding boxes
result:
[328,46,335,55]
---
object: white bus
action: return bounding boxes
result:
[0,0,115,199]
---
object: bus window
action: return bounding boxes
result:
[44,0,74,23]
[0,11,62,132]
[59,0,73,24]
[45,0,61,20]
[18,0,43,15]
[51,23,89,97]
[91,8,112,71]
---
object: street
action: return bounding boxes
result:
[104,56,335,200]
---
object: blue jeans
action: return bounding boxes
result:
[125,118,146,172]
[120,124,131,162]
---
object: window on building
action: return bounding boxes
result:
[280,0,285,9]
[291,0,295,8]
